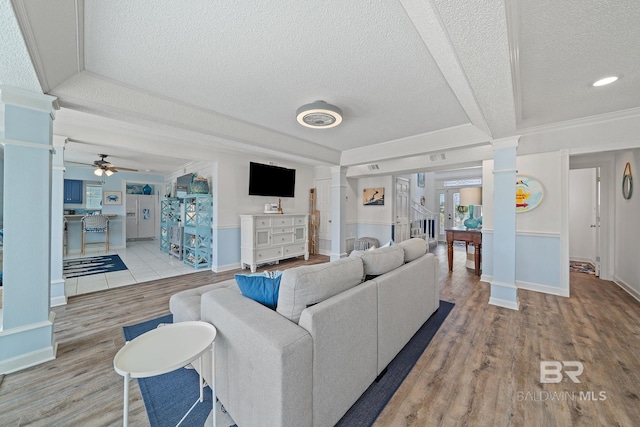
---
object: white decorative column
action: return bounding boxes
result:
[489,136,520,310]
[0,86,58,373]
[329,166,347,261]
[50,135,67,306]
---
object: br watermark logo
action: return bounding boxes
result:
[516,361,607,402]
[540,361,583,383]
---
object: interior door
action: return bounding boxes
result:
[395,177,410,242]
[437,189,461,242]
[594,167,601,276]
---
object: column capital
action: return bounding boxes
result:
[0,85,58,118]
[492,136,520,150]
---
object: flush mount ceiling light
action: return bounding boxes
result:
[592,76,619,87]
[296,100,343,129]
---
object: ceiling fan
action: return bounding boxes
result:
[91,154,138,177]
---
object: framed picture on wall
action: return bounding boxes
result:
[103,191,122,205]
[363,187,385,206]
[417,173,425,188]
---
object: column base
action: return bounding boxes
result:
[489,281,520,311]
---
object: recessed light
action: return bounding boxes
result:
[592,76,619,87]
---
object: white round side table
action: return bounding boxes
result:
[114,321,217,427]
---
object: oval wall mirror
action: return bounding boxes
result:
[622,162,633,200]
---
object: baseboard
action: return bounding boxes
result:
[488,296,520,311]
[613,276,640,304]
[212,262,242,273]
[0,343,57,374]
[50,295,67,307]
[516,279,570,298]
[482,274,569,297]
[569,256,596,265]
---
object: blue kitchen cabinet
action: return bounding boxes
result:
[64,179,83,204]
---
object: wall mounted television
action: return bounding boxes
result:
[249,162,296,198]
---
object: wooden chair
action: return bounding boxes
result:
[81,215,110,255]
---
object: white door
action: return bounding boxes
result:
[594,167,601,276]
[437,189,462,242]
[395,177,410,242]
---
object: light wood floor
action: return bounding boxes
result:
[1,246,639,426]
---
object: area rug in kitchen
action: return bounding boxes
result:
[63,254,128,278]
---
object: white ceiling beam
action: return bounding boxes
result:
[50,71,341,165]
[399,0,492,137]
[340,123,490,167]
[346,145,493,178]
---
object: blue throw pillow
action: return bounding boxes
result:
[235,271,282,310]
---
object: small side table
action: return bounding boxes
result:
[114,321,217,427]
[445,227,482,276]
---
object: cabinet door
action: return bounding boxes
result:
[64,179,83,204]
[255,229,271,247]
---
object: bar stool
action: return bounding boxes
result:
[81,214,110,255]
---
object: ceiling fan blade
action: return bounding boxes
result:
[66,161,96,167]
[114,166,138,172]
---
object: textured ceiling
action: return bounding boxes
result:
[2,0,640,174]
[82,0,469,151]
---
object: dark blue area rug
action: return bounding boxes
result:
[123,314,237,427]
[63,254,128,278]
[124,300,454,427]
[336,300,455,427]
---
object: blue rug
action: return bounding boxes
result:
[63,254,128,278]
[124,300,453,427]
[123,314,236,427]
[336,300,454,426]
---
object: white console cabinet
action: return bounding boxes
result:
[240,214,309,273]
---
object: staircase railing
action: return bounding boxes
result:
[410,201,438,248]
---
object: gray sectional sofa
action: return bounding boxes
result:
[169,237,440,427]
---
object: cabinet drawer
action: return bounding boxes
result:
[273,226,293,234]
[272,217,293,227]
[256,247,283,261]
[293,216,307,226]
[255,217,272,228]
[272,232,294,245]
[283,243,306,257]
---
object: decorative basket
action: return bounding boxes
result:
[190,177,209,194]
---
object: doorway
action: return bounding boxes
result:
[395,177,410,242]
[569,167,600,276]
[437,189,462,242]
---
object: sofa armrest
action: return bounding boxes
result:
[201,288,313,427]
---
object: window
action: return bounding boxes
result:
[86,185,103,210]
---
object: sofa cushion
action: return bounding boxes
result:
[349,245,404,278]
[396,238,427,263]
[276,257,364,323]
[235,271,282,310]
[169,280,235,322]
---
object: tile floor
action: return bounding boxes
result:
[64,240,200,297]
